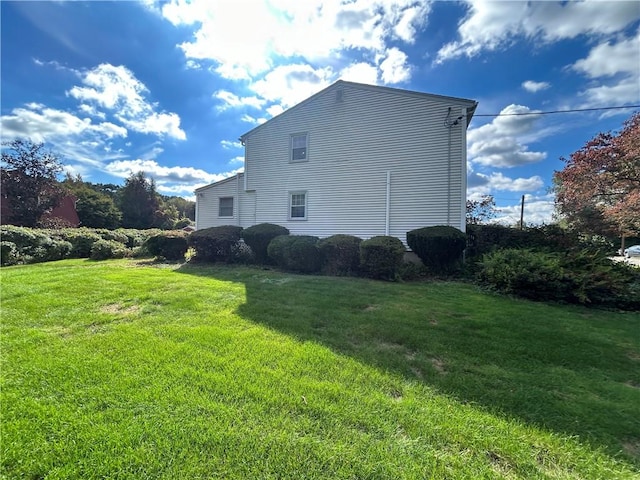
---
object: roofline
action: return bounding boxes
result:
[239,80,478,141]
[195,172,244,193]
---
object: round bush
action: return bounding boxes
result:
[1,241,19,266]
[188,225,243,262]
[318,234,362,276]
[267,235,321,273]
[90,239,129,260]
[242,223,289,264]
[94,229,129,244]
[60,229,103,258]
[144,233,189,261]
[359,236,405,280]
[406,225,466,274]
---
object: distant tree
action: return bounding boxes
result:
[62,174,123,229]
[118,171,161,229]
[1,139,64,227]
[554,112,640,247]
[466,195,497,225]
[162,195,195,221]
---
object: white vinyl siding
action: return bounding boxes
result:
[218,197,233,217]
[232,81,475,243]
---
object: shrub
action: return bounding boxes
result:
[359,236,406,280]
[144,233,189,261]
[1,242,18,266]
[94,229,129,244]
[477,248,640,309]
[188,225,243,262]
[60,229,103,258]
[90,239,129,260]
[242,223,289,264]
[407,225,466,274]
[1,225,40,248]
[268,235,321,273]
[28,239,72,263]
[318,234,362,276]
[115,229,147,248]
[0,226,71,265]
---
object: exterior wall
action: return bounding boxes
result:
[240,82,473,244]
[195,174,256,229]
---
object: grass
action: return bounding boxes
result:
[1,258,639,479]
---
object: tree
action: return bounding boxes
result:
[554,112,640,245]
[117,171,162,229]
[466,195,497,225]
[1,139,64,227]
[62,174,122,229]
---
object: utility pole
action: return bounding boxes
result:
[519,195,525,230]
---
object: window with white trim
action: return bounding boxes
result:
[291,133,308,162]
[218,197,233,217]
[289,192,307,220]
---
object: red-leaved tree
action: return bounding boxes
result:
[554,112,640,246]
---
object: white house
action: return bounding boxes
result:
[195,80,477,244]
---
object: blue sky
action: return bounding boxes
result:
[2,0,639,224]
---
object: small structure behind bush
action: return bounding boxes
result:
[406,225,466,274]
[318,234,362,276]
[242,223,289,264]
[268,235,321,273]
[188,225,243,262]
[359,236,405,280]
[144,233,189,261]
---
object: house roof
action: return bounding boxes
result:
[239,80,478,142]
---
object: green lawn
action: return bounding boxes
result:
[1,259,639,479]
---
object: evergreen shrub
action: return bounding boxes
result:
[406,225,466,274]
[359,236,405,280]
[267,235,321,273]
[242,223,289,264]
[90,239,129,260]
[144,233,189,261]
[188,225,243,262]
[318,234,362,276]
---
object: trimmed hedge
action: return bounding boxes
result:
[407,225,466,274]
[359,236,405,280]
[144,233,189,261]
[318,234,362,276]
[268,235,321,273]
[188,225,243,262]
[242,223,289,264]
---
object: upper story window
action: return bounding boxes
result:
[218,197,233,217]
[291,133,308,162]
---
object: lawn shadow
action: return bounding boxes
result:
[176,263,640,465]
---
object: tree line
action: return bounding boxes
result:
[1,139,195,230]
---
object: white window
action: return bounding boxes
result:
[218,197,233,217]
[289,192,307,220]
[291,133,308,162]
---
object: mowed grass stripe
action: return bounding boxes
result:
[1,259,638,479]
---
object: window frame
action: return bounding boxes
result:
[290,133,309,163]
[218,196,234,218]
[289,191,307,220]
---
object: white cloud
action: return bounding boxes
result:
[68,63,186,140]
[437,0,639,63]
[104,158,228,185]
[221,139,243,149]
[468,172,544,198]
[229,156,245,165]
[339,62,378,85]
[522,81,550,93]
[493,194,556,226]
[153,0,431,81]
[240,114,267,125]
[249,64,334,108]
[379,47,411,84]
[1,104,127,144]
[468,104,547,168]
[213,90,266,111]
[571,31,640,107]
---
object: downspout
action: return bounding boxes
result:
[385,171,391,236]
[236,173,241,226]
[447,124,452,226]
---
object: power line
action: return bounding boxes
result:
[474,105,640,117]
